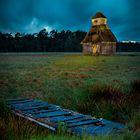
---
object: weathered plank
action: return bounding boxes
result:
[7,99,34,104]
[66,118,90,124]
[10,101,43,108]
[22,106,57,114]
[68,119,100,127]
[33,111,72,118]
[50,114,84,123]
[7,98,30,102]
[19,104,51,111]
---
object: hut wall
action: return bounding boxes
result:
[83,44,92,55]
[100,42,116,55]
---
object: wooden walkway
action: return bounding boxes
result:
[7,98,127,136]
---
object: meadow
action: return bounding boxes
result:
[0,53,140,140]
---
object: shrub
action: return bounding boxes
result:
[77,84,129,121]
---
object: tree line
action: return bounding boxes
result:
[0,29,86,52]
[0,29,140,52]
[117,42,140,52]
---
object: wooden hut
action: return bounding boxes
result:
[81,12,117,55]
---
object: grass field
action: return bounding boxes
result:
[0,53,140,140]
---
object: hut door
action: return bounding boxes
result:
[92,44,97,54]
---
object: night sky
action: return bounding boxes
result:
[0,0,140,41]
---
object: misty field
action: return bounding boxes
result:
[0,53,140,140]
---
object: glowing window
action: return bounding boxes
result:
[94,20,98,23]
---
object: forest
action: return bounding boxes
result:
[0,29,140,52]
[0,29,86,52]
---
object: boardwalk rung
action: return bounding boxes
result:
[20,104,51,111]
[22,106,57,114]
[50,114,85,123]
[68,119,100,127]
[30,109,61,114]
[7,98,30,102]
[34,111,72,118]
[66,118,90,123]
[10,101,43,108]
[7,99,34,104]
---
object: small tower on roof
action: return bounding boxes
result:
[92,12,107,26]
[81,12,117,55]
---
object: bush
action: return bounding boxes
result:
[77,82,139,122]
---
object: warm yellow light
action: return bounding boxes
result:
[92,18,107,26]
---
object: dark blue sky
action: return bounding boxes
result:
[0,0,140,41]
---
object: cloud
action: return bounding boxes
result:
[0,0,140,41]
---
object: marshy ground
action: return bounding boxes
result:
[0,53,140,140]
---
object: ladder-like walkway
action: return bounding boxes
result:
[7,98,127,136]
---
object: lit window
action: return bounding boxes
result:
[94,20,98,23]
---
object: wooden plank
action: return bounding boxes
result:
[66,118,89,124]
[7,99,34,105]
[69,124,114,135]
[13,102,47,109]
[10,101,43,108]
[19,104,51,111]
[23,108,61,115]
[22,106,56,114]
[7,98,32,103]
[48,116,67,122]
[33,111,72,118]
[33,109,60,114]
[69,125,97,135]
[68,119,100,128]
[7,98,30,102]
[49,114,84,123]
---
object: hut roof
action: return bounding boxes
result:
[81,25,117,44]
[92,12,106,19]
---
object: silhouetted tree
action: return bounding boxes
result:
[0,29,101,52]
